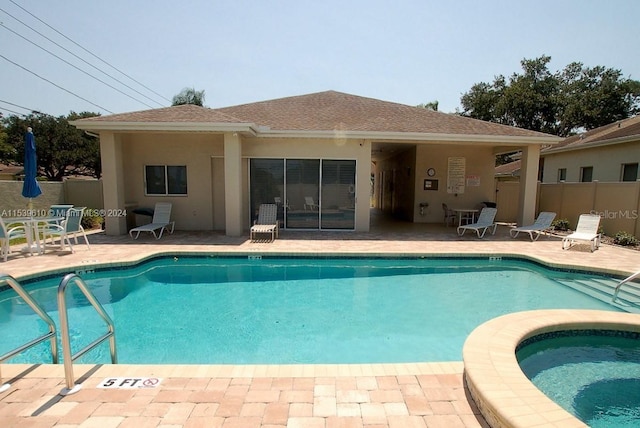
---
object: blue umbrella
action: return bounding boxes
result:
[22,127,42,210]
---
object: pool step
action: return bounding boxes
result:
[555,277,640,314]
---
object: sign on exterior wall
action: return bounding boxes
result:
[447,157,465,194]
[466,175,481,187]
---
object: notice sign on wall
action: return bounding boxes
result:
[447,157,465,194]
[98,377,162,389]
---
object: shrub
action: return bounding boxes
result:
[613,231,638,247]
[551,218,570,231]
[82,212,104,230]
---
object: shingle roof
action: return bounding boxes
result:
[73,90,556,140]
[217,91,550,137]
[542,115,640,153]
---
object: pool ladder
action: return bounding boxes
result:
[0,273,117,395]
[612,270,640,303]
[0,273,58,393]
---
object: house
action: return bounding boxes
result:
[71,91,559,236]
[0,163,24,181]
[541,115,640,183]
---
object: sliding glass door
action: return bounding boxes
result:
[249,158,356,230]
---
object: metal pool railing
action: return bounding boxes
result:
[0,273,58,392]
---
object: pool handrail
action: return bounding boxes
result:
[0,273,58,392]
[612,270,640,302]
[57,273,117,395]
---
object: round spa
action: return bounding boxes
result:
[462,310,640,428]
[517,329,640,428]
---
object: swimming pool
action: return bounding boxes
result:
[0,256,628,365]
[517,330,640,427]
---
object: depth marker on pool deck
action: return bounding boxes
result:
[98,377,162,389]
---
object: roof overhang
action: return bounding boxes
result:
[69,120,260,136]
[541,135,640,156]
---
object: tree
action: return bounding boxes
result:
[460,56,640,137]
[172,87,206,106]
[2,112,101,180]
[417,101,439,111]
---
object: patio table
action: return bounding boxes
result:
[453,208,479,227]
[2,216,64,255]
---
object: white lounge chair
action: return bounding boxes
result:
[562,214,601,252]
[457,207,498,238]
[304,197,319,211]
[510,212,557,241]
[250,204,279,242]
[129,202,175,239]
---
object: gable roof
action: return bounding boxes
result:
[542,115,640,155]
[72,90,559,143]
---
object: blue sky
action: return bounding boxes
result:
[1,0,639,117]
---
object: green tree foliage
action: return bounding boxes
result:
[172,87,206,106]
[460,55,640,137]
[2,112,101,180]
[417,101,439,111]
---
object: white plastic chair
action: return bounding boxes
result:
[0,217,28,261]
[562,214,601,251]
[42,207,90,253]
[304,197,319,211]
[510,212,557,241]
[129,202,175,239]
[457,207,498,238]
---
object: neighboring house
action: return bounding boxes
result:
[71,90,559,236]
[541,115,640,183]
[495,160,521,182]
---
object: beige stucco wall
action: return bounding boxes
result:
[119,133,225,231]
[0,181,65,216]
[542,141,640,183]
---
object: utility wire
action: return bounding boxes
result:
[8,0,171,105]
[1,22,157,109]
[0,99,45,115]
[0,6,165,108]
[0,54,114,113]
[0,106,26,117]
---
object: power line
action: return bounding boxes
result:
[0,6,165,108]
[0,106,27,117]
[0,54,114,114]
[8,0,171,105]
[0,99,45,115]
[1,22,158,109]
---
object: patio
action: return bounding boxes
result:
[1,213,639,427]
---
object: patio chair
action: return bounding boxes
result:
[457,207,498,238]
[0,217,28,262]
[250,204,279,242]
[304,197,319,211]
[510,212,557,241]
[442,203,456,227]
[129,202,175,239]
[42,207,90,253]
[562,214,601,252]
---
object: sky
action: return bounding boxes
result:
[1,0,639,118]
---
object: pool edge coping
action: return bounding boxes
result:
[462,309,640,428]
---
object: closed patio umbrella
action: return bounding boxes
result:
[22,127,42,214]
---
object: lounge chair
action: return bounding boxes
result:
[250,204,279,242]
[457,207,498,238]
[304,197,319,211]
[129,202,175,239]
[562,214,601,251]
[42,207,90,253]
[510,212,557,241]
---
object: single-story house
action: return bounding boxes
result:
[541,115,640,183]
[71,91,560,236]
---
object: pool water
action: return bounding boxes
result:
[0,256,625,365]
[517,331,640,428]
